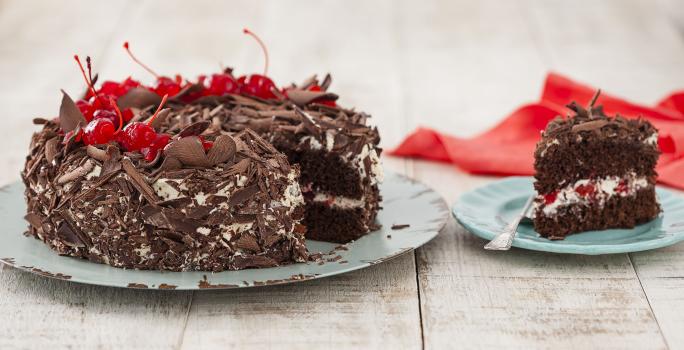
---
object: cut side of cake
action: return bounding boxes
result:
[532,95,661,239]
[156,75,383,243]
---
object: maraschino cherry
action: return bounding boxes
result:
[237,29,277,99]
[123,42,184,98]
[83,97,123,145]
[119,94,170,161]
[307,84,337,107]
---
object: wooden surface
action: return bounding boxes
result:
[0,0,683,349]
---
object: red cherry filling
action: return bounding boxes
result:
[543,191,558,205]
[615,180,628,193]
[575,183,596,198]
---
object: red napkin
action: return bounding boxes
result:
[389,73,684,190]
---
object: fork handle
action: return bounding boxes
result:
[484,196,535,251]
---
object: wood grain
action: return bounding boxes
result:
[0,0,683,348]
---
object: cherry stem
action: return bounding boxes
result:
[587,89,601,119]
[74,55,102,103]
[110,97,124,133]
[123,41,160,79]
[243,28,269,76]
[147,94,169,126]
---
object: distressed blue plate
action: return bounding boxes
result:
[453,177,684,255]
[0,171,448,290]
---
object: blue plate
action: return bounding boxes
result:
[0,171,449,290]
[453,177,684,255]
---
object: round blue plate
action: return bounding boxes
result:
[0,171,448,290]
[453,177,684,255]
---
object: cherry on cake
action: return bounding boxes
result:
[21,31,382,271]
[532,91,661,240]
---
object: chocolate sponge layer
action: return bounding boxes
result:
[533,187,660,239]
[533,105,659,194]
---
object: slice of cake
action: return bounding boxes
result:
[532,92,661,239]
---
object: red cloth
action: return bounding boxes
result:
[389,73,684,189]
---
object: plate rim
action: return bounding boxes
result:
[0,170,449,290]
[452,176,684,255]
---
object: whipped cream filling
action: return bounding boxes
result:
[299,131,384,186]
[311,193,366,209]
[535,172,650,216]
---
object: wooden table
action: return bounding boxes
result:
[1,0,683,348]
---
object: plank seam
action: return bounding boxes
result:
[628,253,671,350]
[176,291,195,350]
[414,251,426,350]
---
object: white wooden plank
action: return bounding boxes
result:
[97,0,420,348]
[0,1,194,349]
[401,0,673,347]
[181,255,421,350]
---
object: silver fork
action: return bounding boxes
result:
[484,195,535,251]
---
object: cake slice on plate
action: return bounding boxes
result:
[532,91,661,239]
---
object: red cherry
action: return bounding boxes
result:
[239,29,278,99]
[120,122,157,151]
[153,76,183,97]
[198,136,213,151]
[141,133,170,161]
[543,191,558,205]
[99,77,141,97]
[122,108,134,122]
[92,109,119,124]
[83,118,116,145]
[307,84,337,107]
[206,73,238,96]
[238,74,277,99]
[76,100,95,121]
[575,183,596,197]
[90,93,117,111]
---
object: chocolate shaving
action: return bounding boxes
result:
[235,234,261,252]
[57,159,94,184]
[320,73,332,91]
[572,120,609,133]
[391,224,410,230]
[286,89,338,106]
[117,87,162,110]
[164,136,211,167]
[121,158,158,204]
[56,221,86,248]
[229,185,259,206]
[86,145,109,162]
[148,108,171,130]
[178,121,210,138]
[207,135,236,165]
[58,90,87,132]
[44,137,60,164]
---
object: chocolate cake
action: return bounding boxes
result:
[20,37,382,271]
[532,92,661,239]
